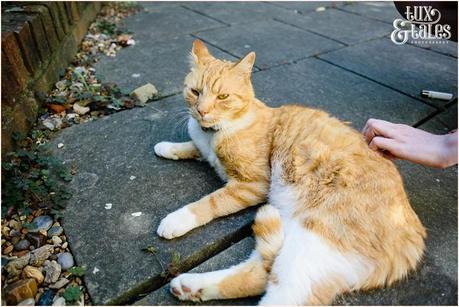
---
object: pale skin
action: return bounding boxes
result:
[362,118,458,169]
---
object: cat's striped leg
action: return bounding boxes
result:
[157,180,267,239]
[154,141,200,160]
[170,205,283,302]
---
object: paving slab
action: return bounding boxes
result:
[339,1,401,24]
[411,41,458,59]
[269,1,348,14]
[251,58,435,129]
[94,35,236,97]
[51,96,256,305]
[122,4,225,42]
[435,102,458,131]
[275,8,392,45]
[195,19,343,70]
[182,1,299,25]
[319,37,458,108]
[135,237,258,305]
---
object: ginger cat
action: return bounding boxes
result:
[154,40,426,305]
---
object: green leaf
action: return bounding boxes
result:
[142,246,157,254]
[68,266,86,277]
[23,222,37,230]
[63,286,82,303]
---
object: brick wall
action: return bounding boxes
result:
[1,1,102,156]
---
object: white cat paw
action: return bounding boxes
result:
[170,273,222,302]
[154,142,179,160]
[157,207,198,239]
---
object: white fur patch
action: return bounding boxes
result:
[157,207,199,239]
[154,141,180,160]
[260,162,375,305]
[170,269,228,302]
[188,117,228,181]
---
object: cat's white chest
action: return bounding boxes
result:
[188,117,228,181]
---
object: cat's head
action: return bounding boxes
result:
[183,40,256,130]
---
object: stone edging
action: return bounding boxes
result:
[1,1,102,156]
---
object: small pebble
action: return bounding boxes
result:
[9,229,21,237]
[73,103,90,115]
[9,220,22,231]
[57,252,74,270]
[61,242,68,249]
[38,289,55,306]
[49,277,69,289]
[42,119,55,130]
[44,260,61,283]
[29,216,53,233]
[17,298,35,306]
[52,297,66,306]
[27,233,44,248]
[105,203,112,210]
[57,143,64,149]
[3,245,13,254]
[52,236,62,245]
[129,175,136,180]
[131,212,142,217]
[1,256,10,268]
[47,226,63,238]
[14,239,31,251]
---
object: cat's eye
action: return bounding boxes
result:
[217,94,229,100]
[191,88,200,96]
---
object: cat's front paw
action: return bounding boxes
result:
[170,273,221,302]
[154,142,179,160]
[157,207,198,239]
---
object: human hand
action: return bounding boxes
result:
[362,119,458,168]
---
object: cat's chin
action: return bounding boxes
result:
[199,121,219,131]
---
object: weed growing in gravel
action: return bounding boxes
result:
[1,131,72,218]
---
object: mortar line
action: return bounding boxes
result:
[109,221,254,305]
[254,32,394,73]
[315,57,442,110]
[272,18,349,46]
[180,4,231,26]
[189,33,244,63]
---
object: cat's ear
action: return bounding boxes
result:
[232,52,256,75]
[190,39,214,67]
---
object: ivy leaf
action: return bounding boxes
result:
[68,266,86,277]
[63,286,82,303]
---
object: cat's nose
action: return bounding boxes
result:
[197,108,209,117]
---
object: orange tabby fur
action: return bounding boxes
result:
[155,40,426,305]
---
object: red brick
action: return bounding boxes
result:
[63,2,76,25]
[22,4,60,52]
[70,1,81,22]
[56,2,72,31]
[2,13,42,74]
[26,13,51,63]
[42,1,68,37]
[1,32,29,96]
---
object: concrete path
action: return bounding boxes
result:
[51,2,457,305]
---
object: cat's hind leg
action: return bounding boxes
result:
[169,205,283,302]
[259,220,375,305]
[154,141,200,160]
